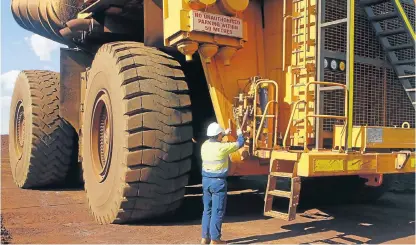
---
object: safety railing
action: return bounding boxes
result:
[394,0,416,40]
[283,81,348,152]
[252,79,279,154]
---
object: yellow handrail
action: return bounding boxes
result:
[282,15,293,72]
[252,79,279,154]
[304,81,348,151]
[255,100,278,149]
[283,100,307,149]
[394,0,416,40]
[282,0,291,72]
[283,81,349,152]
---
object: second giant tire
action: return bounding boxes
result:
[82,42,193,224]
[9,71,75,188]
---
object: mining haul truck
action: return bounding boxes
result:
[9,0,415,224]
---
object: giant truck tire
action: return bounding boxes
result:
[82,42,192,224]
[9,70,75,188]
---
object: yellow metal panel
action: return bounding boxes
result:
[334,125,363,148]
[347,159,360,171]
[163,0,188,44]
[297,153,310,176]
[294,151,416,177]
[347,158,377,171]
[180,10,191,31]
[313,159,344,172]
[334,125,415,149]
[377,154,415,174]
[270,150,300,161]
[366,127,415,148]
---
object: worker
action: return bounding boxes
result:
[200,122,244,245]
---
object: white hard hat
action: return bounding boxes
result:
[206,122,224,137]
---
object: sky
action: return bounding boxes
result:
[1,0,63,134]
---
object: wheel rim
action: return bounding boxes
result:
[14,101,25,157]
[91,90,113,182]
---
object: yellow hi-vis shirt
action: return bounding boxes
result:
[200,139,240,178]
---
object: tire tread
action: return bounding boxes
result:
[17,70,74,188]
[85,42,192,223]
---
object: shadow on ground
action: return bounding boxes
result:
[225,192,415,244]
[137,178,269,225]
[127,177,415,245]
[159,176,416,244]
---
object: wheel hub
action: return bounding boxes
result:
[14,102,25,155]
[99,107,110,166]
[91,91,113,182]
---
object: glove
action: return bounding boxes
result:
[224,128,231,135]
[237,128,243,136]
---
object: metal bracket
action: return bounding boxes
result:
[395,151,411,169]
[360,174,383,187]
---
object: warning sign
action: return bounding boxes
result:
[190,10,243,38]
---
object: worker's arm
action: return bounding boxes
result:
[235,133,244,148]
[221,129,244,154]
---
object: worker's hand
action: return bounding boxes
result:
[224,128,231,135]
[237,128,243,136]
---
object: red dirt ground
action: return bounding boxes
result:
[1,159,415,244]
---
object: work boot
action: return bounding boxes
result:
[201,238,211,244]
[210,239,226,244]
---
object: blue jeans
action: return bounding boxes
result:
[201,177,228,240]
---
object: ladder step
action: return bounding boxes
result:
[393,59,415,66]
[386,43,414,51]
[264,211,289,220]
[369,12,398,22]
[378,28,406,37]
[405,88,416,92]
[268,190,292,198]
[270,172,294,178]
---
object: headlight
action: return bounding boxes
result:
[330,60,338,70]
[324,58,329,69]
